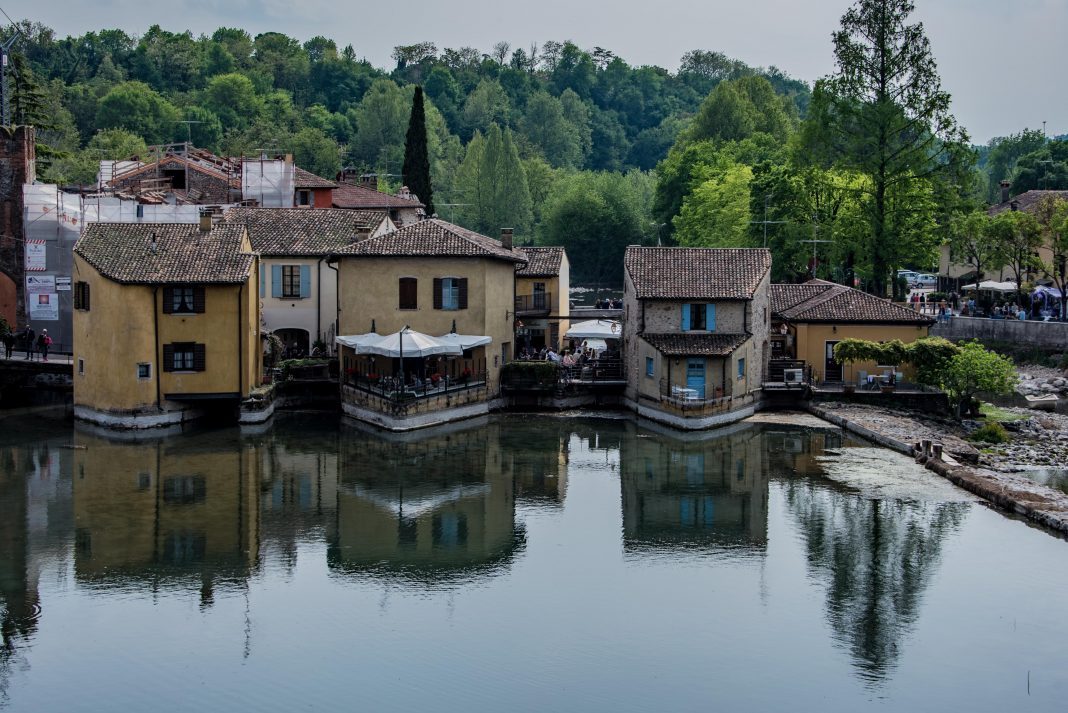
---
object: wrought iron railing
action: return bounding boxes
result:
[345,370,488,402]
[515,292,552,313]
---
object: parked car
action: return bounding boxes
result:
[911,273,937,288]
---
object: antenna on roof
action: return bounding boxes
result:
[0,6,23,126]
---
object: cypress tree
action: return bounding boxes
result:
[402,86,434,215]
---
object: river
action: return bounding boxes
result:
[0,409,1065,711]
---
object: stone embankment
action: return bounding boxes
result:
[808,401,1068,536]
[1016,365,1068,398]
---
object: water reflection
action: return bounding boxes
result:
[780,433,968,683]
[328,420,525,585]
[620,423,769,555]
[72,426,261,606]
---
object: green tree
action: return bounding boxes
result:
[172,105,223,150]
[802,0,968,297]
[987,210,1042,304]
[202,72,262,130]
[402,86,434,214]
[684,76,795,144]
[948,211,1002,287]
[941,342,1016,418]
[673,163,754,247]
[1035,196,1068,321]
[454,125,532,237]
[983,129,1046,202]
[349,78,410,170]
[519,91,582,168]
[291,127,341,179]
[95,80,178,144]
[461,79,511,137]
[1009,140,1068,195]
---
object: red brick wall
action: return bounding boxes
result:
[0,126,36,327]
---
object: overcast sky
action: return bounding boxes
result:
[7,0,1065,143]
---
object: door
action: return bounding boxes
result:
[533,282,546,310]
[686,359,706,399]
[824,341,842,382]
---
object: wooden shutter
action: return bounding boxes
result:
[271,265,283,298]
[162,287,174,314]
[458,278,468,310]
[706,304,716,332]
[433,278,443,310]
[84,283,90,311]
[681,303,690,331]
[399,277,417,309]
[193,344,206,371]
[162,344,175,372]
[193,286,206,313]
[300,265,311,298]
[259,262,265,298]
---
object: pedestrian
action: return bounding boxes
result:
[2,329,13,359]
[37,329,52,361]
[23,325,35,360]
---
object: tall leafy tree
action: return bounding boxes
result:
[987,210,1042,304]
[402,86,434,214]
[673,163,754,247]
[948,211,1001,287]
[802,0,968,297]
[454,125,531,237]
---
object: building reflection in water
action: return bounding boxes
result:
[500,419,571,508]
[619,422,769,556]
[776,428,968,683]
[71,425,261,608]
[328,419,525,585]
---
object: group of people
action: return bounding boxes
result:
[519,346,599,366]
[2,325,52,361]
[593,298,623,309]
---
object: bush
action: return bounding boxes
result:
[969,421,1010,444]
[908,337,961,387]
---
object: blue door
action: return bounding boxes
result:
[686,359,706,399]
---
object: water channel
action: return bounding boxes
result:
[1,409,1066,711]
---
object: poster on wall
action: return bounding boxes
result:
[26,275,56,293]
[56,276,71,291]
[29,293,59,321]
[25,240,46,271]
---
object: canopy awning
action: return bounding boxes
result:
[565,319,622,340]
[337,328,462,358]
[581,338,608,352]
[437,332,493,350]
[335,332,381,350]
[962,280,1018,293]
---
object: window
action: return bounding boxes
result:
[737,357,746,380]
[681,303,715,331]
[137,363,152,380]
[434,277,468,311]
[282,265,301,299]
[74,281,90,310]
[77,358,84,375]
[399,277,418,310]
[646,357,655,378]
[163,285,203,314]
[163,343,205,372]
[296,189,311,206]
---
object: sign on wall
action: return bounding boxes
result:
[29,292,59,321]
[26,275,56,293]
[56,276,71,291]
[25,240,46,271]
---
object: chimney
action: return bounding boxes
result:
[149,232,158,253]
[354,225,373,242]
[199,210,212,232]
[360,173,378,190]
[500,228,514,250]
[1000,180,1010,204]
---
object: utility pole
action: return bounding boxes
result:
[750,193,787,248]
[0,10,22,126]
[800,218,832,279]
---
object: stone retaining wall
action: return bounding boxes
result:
[932,316,1068,349]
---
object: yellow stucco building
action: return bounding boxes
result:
[771,279,934,383]
[514,246,570,353]
[332,218,526,431]
[72,220,261,428]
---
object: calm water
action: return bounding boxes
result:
[1,409,1066,712]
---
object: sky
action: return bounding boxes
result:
[6,0,1066,143]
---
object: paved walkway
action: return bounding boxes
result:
[0,353,74,364]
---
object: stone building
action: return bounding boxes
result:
[0,126,36,329]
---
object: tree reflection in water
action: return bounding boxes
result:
[784,481,968,682]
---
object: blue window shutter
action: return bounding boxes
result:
[271,265,282,298]
[706,304,716,331]
[259,262,265,298]
[300,265,311,299]
[681,303,690,331]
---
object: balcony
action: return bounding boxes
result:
[515,292,552,315]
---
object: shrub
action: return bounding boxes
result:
[908,337,961,387]
[969,421,1010,444]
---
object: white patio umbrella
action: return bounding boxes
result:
[335,332,381,350]
[565,319,622,340]
[437,332,493,350]
[355,327,462,358]
[961,280,1018,293]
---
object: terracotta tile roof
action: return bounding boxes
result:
[333,218,527,263]
[75,223,254,284]
[333,183,426,209]
[988,190,1068,216]
[641,333,750,357]
[772,279,934,324]
[223,207,389,256]
[108,154,238,187]
[293,167,338,189]
[624,247,771,300]
[516,247,565,277]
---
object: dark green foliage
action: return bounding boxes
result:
[906,337,961,387]
[968,422,1009,444]
[402,86,434,214]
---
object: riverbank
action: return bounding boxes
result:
[807,401,1068,536]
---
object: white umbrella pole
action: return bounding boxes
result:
[399,326,406,388]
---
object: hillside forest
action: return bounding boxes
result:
[5,8,1067,290]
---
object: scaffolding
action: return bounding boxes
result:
[240,156,295,208]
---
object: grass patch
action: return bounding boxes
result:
[978,402,1028,423]
[969,421,1010,444]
